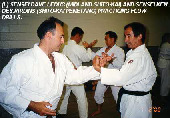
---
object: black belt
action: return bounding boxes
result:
[116,87,150,113]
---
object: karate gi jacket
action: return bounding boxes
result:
[62,40,94,68]
[95,44,125,69]
[157,42,170,68]
[0,44,99,118]
[100,44,157,118]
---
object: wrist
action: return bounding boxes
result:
[28,101,35,110]
[93,65,101,73]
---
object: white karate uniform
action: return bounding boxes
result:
[94,44,125,104]
[58,40,94,118]
[100,44,157,118]
[0,44,99,118]
[157,42,170,96]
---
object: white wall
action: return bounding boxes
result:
[0,0,170,48]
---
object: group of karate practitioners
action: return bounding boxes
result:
[58,26,125,118]
[0,16,157,118]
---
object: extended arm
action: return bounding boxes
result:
[63,55,100,85]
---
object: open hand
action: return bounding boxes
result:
[82,41,89,48]
[89,39,98,47]
[82,39,98,48]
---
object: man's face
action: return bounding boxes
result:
[75,34,83,44]
[50,23,64,52]
[124,27,139,49]
[105,34,115,47]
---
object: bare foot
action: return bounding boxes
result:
[91,110,101,117]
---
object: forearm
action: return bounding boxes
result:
[100,67,123,86]
[65,66,100,85]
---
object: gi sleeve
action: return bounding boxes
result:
[63,55,100,85]
[110,49,125,69]
[101,57,143,86]
[76,46,94,62]
[0,57,30,117]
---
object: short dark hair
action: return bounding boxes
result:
[105,31,118,42]
[161,33,170,46]
[124,22,146,43]
[71,27,84,36]
[37,16,64,40]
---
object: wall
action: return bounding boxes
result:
[0,0,170,49]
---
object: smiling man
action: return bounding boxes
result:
[0,17,100,118]
[93,22,157,118]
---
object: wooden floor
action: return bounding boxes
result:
[58,77,170,118]
[0,77,169,118]
[60,88,121,118]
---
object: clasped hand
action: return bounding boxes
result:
[93,53,114,72]
[28,101,56,116]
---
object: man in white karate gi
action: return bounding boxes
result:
[0,17,100,118]
[93,22,157,118]
[91,31,125,116]
[157,33,170,104]
[58,27,97,118]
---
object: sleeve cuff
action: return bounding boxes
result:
[100,67,121,86]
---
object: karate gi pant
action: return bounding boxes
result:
[58,84,88,118]
[158,62,170,96]
[94,81,120,104]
